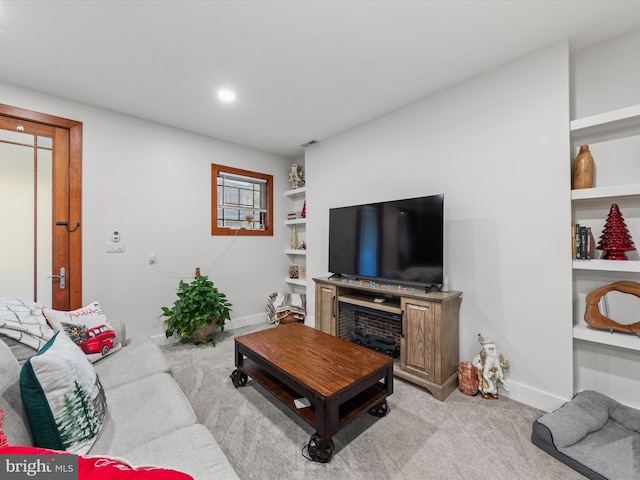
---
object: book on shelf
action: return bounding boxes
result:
[573,223,593,260]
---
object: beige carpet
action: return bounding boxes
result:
[161,324,585,480]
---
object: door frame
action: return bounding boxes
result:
[0,103,82,310]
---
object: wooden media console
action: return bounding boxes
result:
[314,277,462,401]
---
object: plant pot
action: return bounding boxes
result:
[191,321,217,343]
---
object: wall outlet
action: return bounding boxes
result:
[148,254,157,265]
[106,242,125,253]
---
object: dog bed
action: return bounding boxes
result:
[531,390,640,480]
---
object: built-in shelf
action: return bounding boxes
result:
[573,259,640,272]
[285,218,306,225]
[571,184,640,201]
[570,104,640,144]
[285,183,306,293]
[570,103,640,356]
[573,323,640,352]
[284,186,306,198]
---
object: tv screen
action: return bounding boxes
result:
[328,194,444,287]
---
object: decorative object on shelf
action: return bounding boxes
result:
[161,268,232,346]
[299,241,306,250]
[298,265,306,279]
[472,334,510,399]
[290,225,298,250]
[584,280,640,333]
[572,144,594,189]
[288,163,305,189]
[596,204,636,260]
[289,265,299,279]
[244,213,254,229]
[301,201,306,218]
[457,361,479,396]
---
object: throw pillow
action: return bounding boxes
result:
[0,409,7,447]
[42,301,121,362]
[20,332,107,455]
[0,446,194,479]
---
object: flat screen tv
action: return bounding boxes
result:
[328,194,444,288]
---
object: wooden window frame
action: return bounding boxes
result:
[211,164,273,236]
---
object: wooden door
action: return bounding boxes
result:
[401,298,435,381]
[0,104,82,310]
[315,283,337,335]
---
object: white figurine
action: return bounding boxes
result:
[472,334,510,399]
[288,163,305,189]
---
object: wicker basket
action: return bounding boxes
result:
[276,310,304,324]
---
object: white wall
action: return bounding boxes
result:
[1,82,292,340]
[305,42,573,411]
[571,29,640,119]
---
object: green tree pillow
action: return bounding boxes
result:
[20,332,107,454]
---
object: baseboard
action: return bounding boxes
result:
[150,314,269,346]
[499,380,571,412]
[225,314,269,330]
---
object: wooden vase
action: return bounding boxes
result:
[572,145,594,189]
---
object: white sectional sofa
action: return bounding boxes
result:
[0,319,239,480]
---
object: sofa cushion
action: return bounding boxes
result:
[0,337,32,446]
[43,301,122,362]
[0,445,194,479]
[0,298,54,350]
[91,372,196,456]
[122,424,239,480]
[0,336,38,364]
[93,336,170,390]
[20,332,107,454]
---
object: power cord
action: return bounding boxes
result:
[149,227,242,281]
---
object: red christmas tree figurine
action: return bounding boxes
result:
[596,204,636,260]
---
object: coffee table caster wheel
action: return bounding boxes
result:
[368,400,388,417]
[230,369,247,388]
[308,433,334,463]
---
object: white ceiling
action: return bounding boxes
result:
[2,1,640,159]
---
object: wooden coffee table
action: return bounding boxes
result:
[230,323,393,462]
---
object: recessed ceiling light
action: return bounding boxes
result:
[217,89,236,103]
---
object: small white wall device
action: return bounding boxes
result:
[106,230,125,253]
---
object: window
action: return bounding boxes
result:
[211,164,273,236]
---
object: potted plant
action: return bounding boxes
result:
[161,271,232,346]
